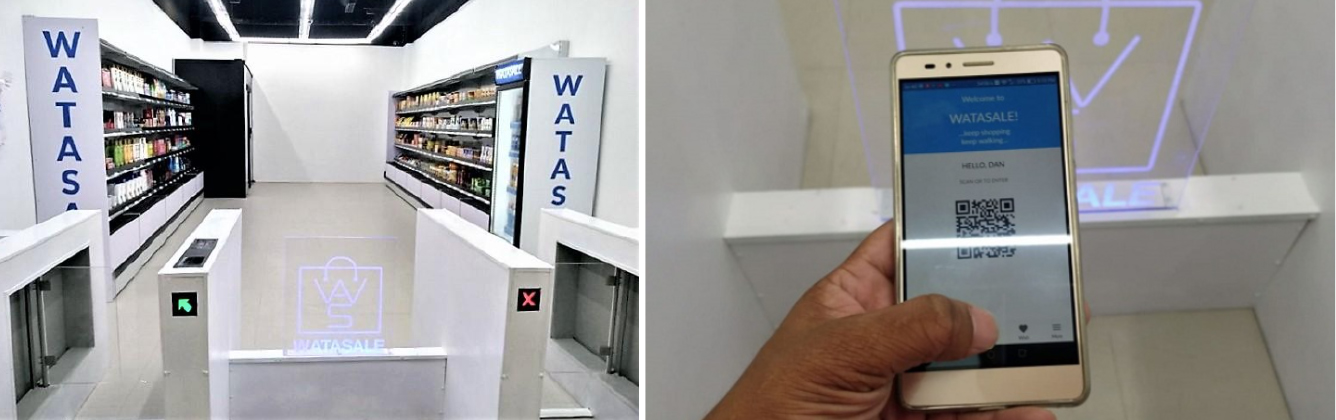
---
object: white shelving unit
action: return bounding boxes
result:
[99,40,205,277]
[385,56,608,253]
[385,62,500,231]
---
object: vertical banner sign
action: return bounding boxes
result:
[23,17,106,222]
[520,58,607,253]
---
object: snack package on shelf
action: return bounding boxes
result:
[397,85,500,111]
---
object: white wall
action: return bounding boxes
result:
[1199,2,1334,419]
[0,0,32,229]
[0,0,193,229]
[403,0,639,227]
[189,40,246,61]
[646,0,808,418]
[245,43,404,183]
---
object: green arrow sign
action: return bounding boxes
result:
[171,292,197,317]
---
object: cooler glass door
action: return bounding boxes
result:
[490,86,525,243]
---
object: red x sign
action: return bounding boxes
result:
[517,288,541,312]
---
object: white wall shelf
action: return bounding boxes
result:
[392,161,491,205]
[394,144,492,171]
[103,126,193,138]
[105,146,194,180]
[395,100,496,115]
[723,173,1320,321]
[394,126,492,138]
[96,40,204,281]
[101,90,193,110]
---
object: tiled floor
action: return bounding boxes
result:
[75,183,418,419]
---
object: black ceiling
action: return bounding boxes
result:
[153,0,468,46]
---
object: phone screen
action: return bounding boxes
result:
[898,72,1078,371]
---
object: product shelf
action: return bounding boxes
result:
[102,90,194,110]
[394,144,492,171]
[100,40,196,91]
[108,169,199,224]
[396,100,496,115]
[104,126,194,139]
[393,60,504,97]
[392,160,491,205]
[395,127,492,138]
[106,146,195,181]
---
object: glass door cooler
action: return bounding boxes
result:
[488,57,608,253]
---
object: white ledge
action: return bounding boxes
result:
[0,211,101,266]
[725,173,1319,244]
[229,347,447,364]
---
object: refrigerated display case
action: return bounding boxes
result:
[386,56,607,253]
[489,57,607,252]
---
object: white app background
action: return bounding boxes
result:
[903,147,1075,345]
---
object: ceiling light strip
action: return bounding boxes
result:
[365,0,416,42]
[205,0,241,41]
[208,0,415,45]
[240,37,369,45]
[299,0,315,39]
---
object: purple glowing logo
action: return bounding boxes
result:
[857,0,1203,175]
[296,256,384,335]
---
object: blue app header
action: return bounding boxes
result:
[900,73,1061,155]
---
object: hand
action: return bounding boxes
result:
[706,222,1058,420]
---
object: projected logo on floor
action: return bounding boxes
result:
[290,256,386,355]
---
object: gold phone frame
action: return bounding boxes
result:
[889,45,1090,411]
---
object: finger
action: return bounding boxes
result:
[843,220,897,277]
[821,221,897,312]
[817,294,997,376]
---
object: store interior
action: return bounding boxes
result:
[649,1,1332,420]
[0,0,638,419]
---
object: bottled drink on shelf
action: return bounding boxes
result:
[109,170,151,208]
[102,64,191,104]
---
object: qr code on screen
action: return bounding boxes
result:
[955,198,1017,259]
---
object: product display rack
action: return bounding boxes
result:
[394,127,493,138]
[392,160,492,205]
[104,126,194,138]
[395,99,497,115]
[386,56,608,252]
[99,40,205,276]
[106,146,195,180]
[102,90,195,109]
[395,144,493,171]
[107,168,201,224]
[386,61,502,221]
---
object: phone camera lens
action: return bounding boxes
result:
[946,62,953,69]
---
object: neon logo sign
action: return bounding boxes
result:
[859,0,1204,175]
[290,256,386,355]
[1076,180,1167,211]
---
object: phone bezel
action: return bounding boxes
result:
[890,45,1090,411]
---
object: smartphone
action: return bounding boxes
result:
[890,45,1088,411]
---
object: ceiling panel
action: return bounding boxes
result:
[153,0,470,46]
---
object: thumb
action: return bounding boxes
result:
[815,294,998,376]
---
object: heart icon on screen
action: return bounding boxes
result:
[1019,324,1029,333]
